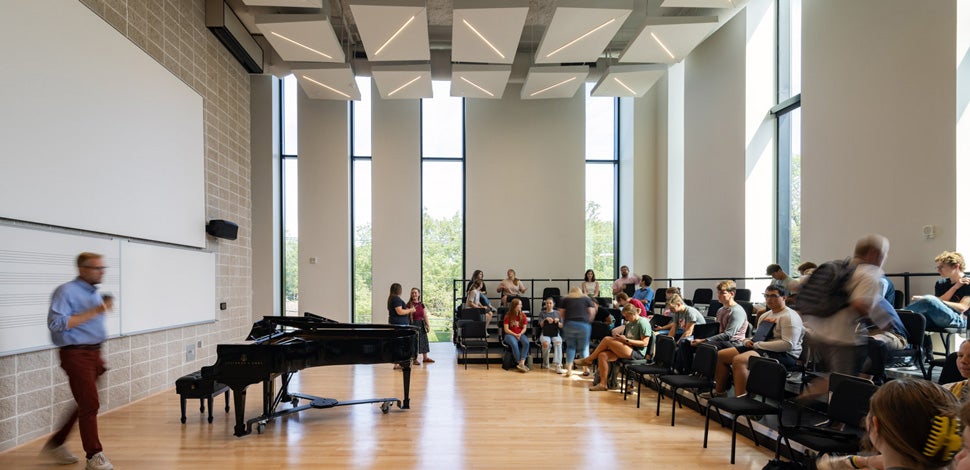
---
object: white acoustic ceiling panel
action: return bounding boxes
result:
[452,0,528,65]
[535,0,632,64]
[256,14,344,62]
[451,64,511,99]
[294,64,361,100]
[590,64,667,97]
[520,66,588,100]
[619,16,719,63]
[350,0,430,62]
[242,0,322,7]
[372,64,433,99]
[661,0,742,7]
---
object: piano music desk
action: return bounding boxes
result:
[176,370,231,423]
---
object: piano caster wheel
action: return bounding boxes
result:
[256,423,265,434]
[291,398,299,407]
[380,402,391,414]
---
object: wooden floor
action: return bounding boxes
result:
[2,342,775,469]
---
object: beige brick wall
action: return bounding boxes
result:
[0,0,252,450]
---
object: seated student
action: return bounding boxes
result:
[654,294,705,340]
[615,292,645,318]
[502,298,531,373]
[497,268,528,307]
[577,305,651,391]
[581,269,600,298]
[904,251,970,329]
[632,275,655,309]
[464,279,495,326]
[658,286,682,315]
[943,340,970,401]
[692,280,748,349]
[704,285,803,398]
[538,297,564,372]
[861,298,908,385]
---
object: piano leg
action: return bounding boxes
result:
[401,362,411,409]
[231,386,249,437]
[262,378,277,417]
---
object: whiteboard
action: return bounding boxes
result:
[0,225,215,356]
[119,241,215,334]
[0,1,206,247]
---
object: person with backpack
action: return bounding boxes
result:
[798,234,889,400]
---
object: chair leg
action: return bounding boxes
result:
[730,416,738,464]
[656,383,663,417]
[703,403,712,448]
[746,416,759,449]
[670,388,678,426]
[224,390,230,413]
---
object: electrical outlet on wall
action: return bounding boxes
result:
[185,343,196,362]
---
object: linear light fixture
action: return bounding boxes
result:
[530,76,576,97]
[302,75,351,99]
[270,31,333,59]
[650,31,676,60]
[462,19,504,60]
[388,75,422,96]
[613,77,637,95]
[375,15,416,56]
[546,18,616,58]
[459,76,494,97]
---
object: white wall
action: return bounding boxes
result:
[371,85,422,320]
[682,11,746,288]
[621,89,660,278]
[298,91,352,321]
[802,0,956,290]
[465,83,586,284]
[250,75,281,320]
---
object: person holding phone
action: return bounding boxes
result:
[41,252,115,470]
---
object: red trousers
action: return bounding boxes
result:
[46,347,105,459]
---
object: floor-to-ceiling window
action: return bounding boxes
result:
[352,76,373,323]
[775,0,802,274]
[281,74,299,315]
[585,82,618,289]
[420,81,464,340]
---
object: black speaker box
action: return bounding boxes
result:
[206,219,238,240]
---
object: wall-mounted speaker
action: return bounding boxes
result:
[206,219,238,240]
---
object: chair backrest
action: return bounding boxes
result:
[590,321,612,341]
[542,287,561,299]
[827,375,878,427]
[459,320,487,340]
[692,322,719,340]
[707,300,723,316]
[737,301,756,324]
[746,356,788,401]
[735,288,752,302]
[691,343,719,378]
[654,334,677,368]
[938,352,962,385]
[607,308,622,328]
[459,308,487,322]
[893,290,905,309]
[624,283,636,297]
[691,288,714,305]
[896,310,925,346]
[650,314,672,330]
[653,288,668,310]
[595,297,613,308]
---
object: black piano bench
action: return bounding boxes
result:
[175,370,230,424]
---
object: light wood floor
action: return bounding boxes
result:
[2,343,774,469]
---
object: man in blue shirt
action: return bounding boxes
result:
[41,252,114,470]
[632,274,656,310]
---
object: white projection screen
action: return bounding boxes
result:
[0,1,205,247]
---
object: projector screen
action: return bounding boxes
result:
[0,1,206,247]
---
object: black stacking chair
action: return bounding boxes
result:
[691,288,714,307]
[541,287,560,299]
[595,297,613,308]
[703,356,788,464]
[887,310,927,379]
[937,351,962,385]
[776,374,878,460]
[692,322,719,340]
[893,290,905,309]
[657,342,718,426]
[626,335,676,408]
[735,288,752,302]
[653,288,668,313]
[456,320,489,370]
[590,321,612,346]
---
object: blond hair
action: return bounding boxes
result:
[935,251,966,271]
[716,280,736,292]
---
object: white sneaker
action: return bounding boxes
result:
[815,454,855,470]
[86,452,113,470]
[40,444,78,465]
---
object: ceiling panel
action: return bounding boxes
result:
[450,64,511,99]
[451,0,528,65]
[590,64,667,98]
[350,1,430,62]
[241,0,322,7]
[372,64,433,99]
[520,65,588,100]
[661,0,740,8]
[256,14,344,63]
[294,64,362,100]
[534,0,632,65]
[619,16,719,64]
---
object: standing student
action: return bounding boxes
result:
[41,252,114,470]
[612,265,638,295]
[407,287,434,365]
[388,283,415,370]
[558,287,596,377]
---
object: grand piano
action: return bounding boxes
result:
[201,313,418,436]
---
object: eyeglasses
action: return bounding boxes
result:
[763,293,782,299]
[82,266,108,271]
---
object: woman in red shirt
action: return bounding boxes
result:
[503,298,531,373]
